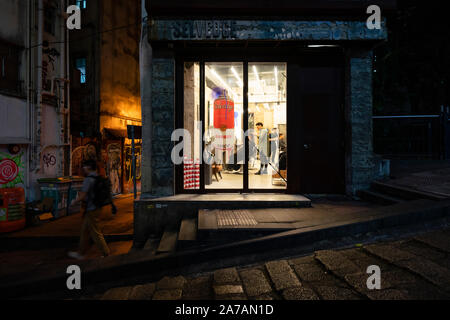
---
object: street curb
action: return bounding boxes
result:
[0,233,133,252]
[1,199,450,299]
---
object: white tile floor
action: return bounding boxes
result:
[205,168,286,190]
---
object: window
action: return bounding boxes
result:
[181,61,287,191]
[0,40,20,94]
[76,0,87,9]
[44,6,56,35]
[75,58,86,84]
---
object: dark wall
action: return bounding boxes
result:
[374,0,450,115]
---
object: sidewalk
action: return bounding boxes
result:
[97,226,450,300]
[2,196,450,299]
[387,159,450,198]
[0,196,134,277]
[2,195,134,239]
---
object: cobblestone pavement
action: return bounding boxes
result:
[94,227,450,300]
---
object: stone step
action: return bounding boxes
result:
[372,181,447,201]
[198,209,297,241]
[143,237,160,255]
[357,189,404,205]
[178,217,197,242]
[156,227,179,254]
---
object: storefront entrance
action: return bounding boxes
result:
[174,48,344,195]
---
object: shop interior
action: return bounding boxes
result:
[183,62,287,191]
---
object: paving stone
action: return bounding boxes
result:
[395,240,447,262]
[377,270,417,287]
[216,294,248,300]
[265,260,301,291]
[156,276,187,290]
[434,257,450,270]
[252,293,276,300]
[399,281,450,300]
[364,244,416,263]
[395,258,450,289]
[152,289,183,300]
[289,256,316,266]
[182,276,213,300]
[415,232,450,253]
[366,289,410,300]
[344,272,392,295]
[313,286,362,300]
[282,287,320,300]
[214,267,241,285]
[341,248,394,272]
[315,250,360,276]
[293,263,337,284]
[214,285,244,296]
[128,283,156,300]
[101,286,133,300]
[239,269,273,297]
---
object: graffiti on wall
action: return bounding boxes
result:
[124,145,142,183]
[0,151,24,189]
[42,47,60,92]
[42,153,57,167]
[106,143,122,194]
[123,144,141,193]
[71,143,97,176]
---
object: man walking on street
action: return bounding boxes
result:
[68,160,111,260]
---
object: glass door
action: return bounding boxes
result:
[181,61,287,192]
[204,62,244,189]
[248,63,287,190]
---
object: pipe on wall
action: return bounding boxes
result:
[34,0,44,174]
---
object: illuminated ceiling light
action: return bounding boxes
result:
[252,65,263,93]
[210,68,237,99]
[230,66,243,87]
[307,45,339,48]
[253,65,260,82]
[274,66,279,92]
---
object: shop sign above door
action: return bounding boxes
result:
[171,20,236,40]
[149,20,387,41]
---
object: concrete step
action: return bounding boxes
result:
[357,189,404,205]
[177,217,198,249]
[156,226,179,254]
[138,194,311,212]
[198,209,297,241]
[143,237,160,256]
[372,181,447,201]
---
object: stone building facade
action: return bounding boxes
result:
[139,1,393,198]
[133,0,396,247]
[0,0,70,201]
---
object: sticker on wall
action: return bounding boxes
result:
[0,152,24,189]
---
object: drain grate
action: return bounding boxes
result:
[217,209,258,227]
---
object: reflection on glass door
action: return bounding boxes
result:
[248,63,287,189]
[204,62,244,189]
[183,62,201,190]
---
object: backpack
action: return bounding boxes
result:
[92,176,112,208]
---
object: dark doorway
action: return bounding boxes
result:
[287,56,345,194]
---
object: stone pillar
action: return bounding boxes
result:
[140,19,153,198]
[345,48,377,195]
[150,55,175,197]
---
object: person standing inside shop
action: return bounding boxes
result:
[68,160,111,260]
[269,128,280,170]
[255,122,269,175]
